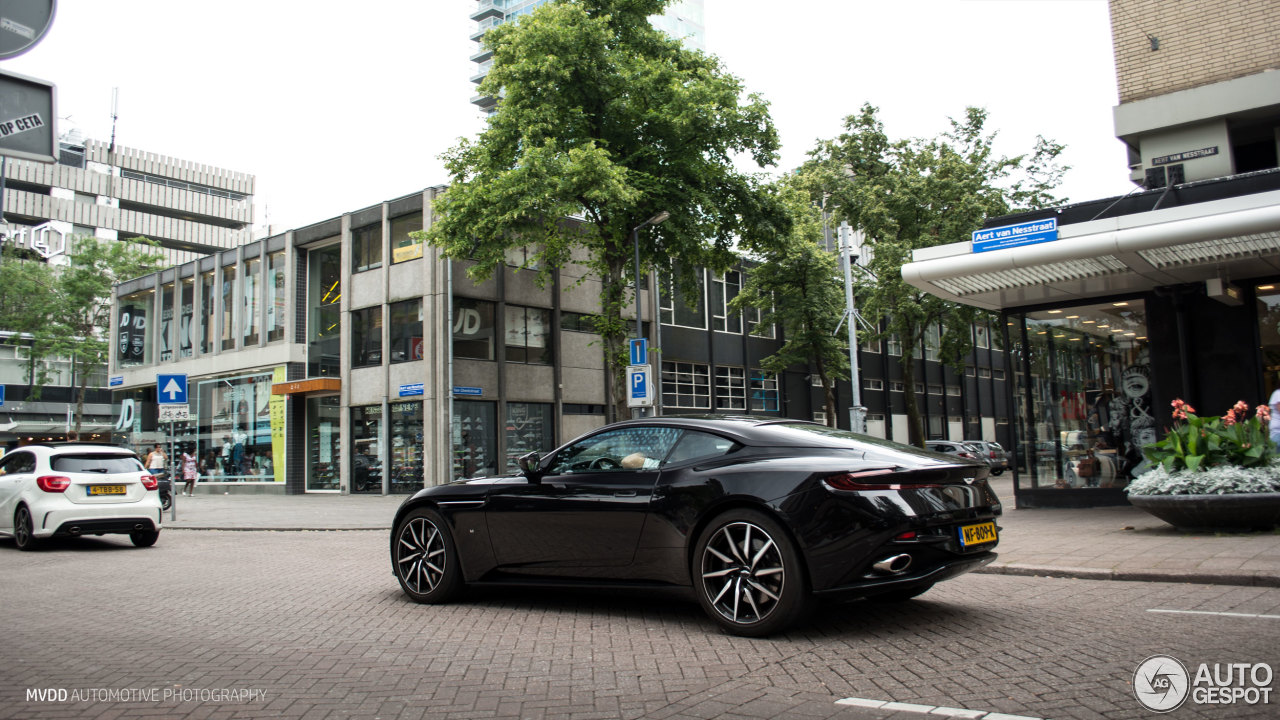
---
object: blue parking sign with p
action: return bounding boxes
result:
[627,364,652,407]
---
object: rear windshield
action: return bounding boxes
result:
[51,454,144,474]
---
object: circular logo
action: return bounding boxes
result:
[1134,654,1190,713]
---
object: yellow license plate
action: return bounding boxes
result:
[88,485,127,496]
[959,521,997,547]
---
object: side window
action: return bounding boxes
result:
[0,451,35,475]
[666,431,739,465]
[550,427,682,474]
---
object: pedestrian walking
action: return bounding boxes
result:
[144,443,167,478]
[181,444,199,496]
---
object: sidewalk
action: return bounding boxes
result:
[162,478,1280,588]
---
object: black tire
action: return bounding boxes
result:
[692,508,809,637]
[393,507,463,603]
[130,529,160,547]
[990,469,1004,476]
[870,583,934,602]
[161,492,173,511]
[13,505,39,551]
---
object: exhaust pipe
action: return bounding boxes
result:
[67,526,82,537]
[872,554,912,574]
[133,523,146,531]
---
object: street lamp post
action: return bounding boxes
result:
[631,211,669,419]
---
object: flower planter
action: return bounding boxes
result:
[1128,492,1280,532]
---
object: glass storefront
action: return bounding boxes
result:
[503,402,554,473]
[117,289,154,367]
[196,372,279,482]
[1010,300,1150,493]
[351,405,383,494]
[453,400,496,480]
[308,245,342,377]
[306,395,341,491]
[389,400,424,493]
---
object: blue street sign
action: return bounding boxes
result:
[629,338,648,366]
[399,383,424,397]
[156,373,188,404]
[0,385,4,406]
[109,376,123,387]
[453,386,483,396]
[626,365,652,407]
[972,217,1058,253]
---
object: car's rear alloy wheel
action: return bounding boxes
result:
[130,529,160,548]
[394,508,462,603]
[13,506,39,551]
[694,509,807,636]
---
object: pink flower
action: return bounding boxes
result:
[1223,412,1237,427]
[1259,404,1272,423]
[1171,398,1195,421]
[1234,400,1249,415]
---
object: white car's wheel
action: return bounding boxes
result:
[13,506,40,551]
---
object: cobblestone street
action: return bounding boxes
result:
[2,530,1277,720]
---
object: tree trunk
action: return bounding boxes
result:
[601,256,629,421]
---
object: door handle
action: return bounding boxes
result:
[614,490,637,497]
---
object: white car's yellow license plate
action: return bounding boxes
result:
[959,521,997,547]
[88,485,127,496]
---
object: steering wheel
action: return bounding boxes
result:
[589,457,620,470]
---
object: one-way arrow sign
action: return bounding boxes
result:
[157,373,188,404]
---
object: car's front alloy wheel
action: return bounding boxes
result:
[694,509,807,636]
[393,508,462,603]
[13,506,39,551]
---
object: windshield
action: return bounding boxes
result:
[52,454,144,474]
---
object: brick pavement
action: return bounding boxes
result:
[2,531,1278,720]
[163,476,1280,588]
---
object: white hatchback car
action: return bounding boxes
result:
[0,443,163,550]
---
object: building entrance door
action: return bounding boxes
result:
[306,395,341,492]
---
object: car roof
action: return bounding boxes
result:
[12,443,137,455]
[593,415,930,452]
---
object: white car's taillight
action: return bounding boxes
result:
[141,473,158,491]
[36,475,71,492]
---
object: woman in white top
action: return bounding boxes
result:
[145,443,167,476]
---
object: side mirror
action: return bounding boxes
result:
[517,451,542,481]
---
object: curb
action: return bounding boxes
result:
[977,563,1280,588]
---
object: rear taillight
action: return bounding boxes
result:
[37,475,71,492]
[895,531,918,540]
[140,473,158,491]
[824,470,940,491]
[958,452,977,459]
[989,451,997,459]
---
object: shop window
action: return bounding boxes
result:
[117,289,154,367]
[503,402,554,474]
[389,400,424,493]
[504,305,551,364]
[179,279,194,359]
[159,282,175,362]
[201,271,216,354]
[715,366,746,410]
[352,223,382,273]
[196,372,276,483]
[351,306,383,368]
[662,360,710,409]
[221,265,237,351]
[389,299,423,363]
[750,371,779,412]
[453,297,495,361]
[453,400,496,480]
[266,251,287,343]
[243,257,260,347]
[711,271,743,333]
[351,405,382,494]
[660,268,707,329]
[306,395,341,491]
[390,212,423,264]
[308,244,342,377]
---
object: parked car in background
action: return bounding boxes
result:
[392,417,1001,636]
[925,440,985,463]
[966,440,1009,476]
[0,443,163,550]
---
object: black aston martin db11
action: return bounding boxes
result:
[390,416,1001,636]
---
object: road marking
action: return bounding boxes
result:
[1148,609,1280,620]
[834,697,1042,720]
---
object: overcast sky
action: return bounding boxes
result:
[3,0,1133,234]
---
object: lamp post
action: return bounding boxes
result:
[631,211,669,418]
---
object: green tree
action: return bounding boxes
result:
[424,0,786,418]
[731,176,848,426]
[0,236,162,434]
[806,104,1066,446]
